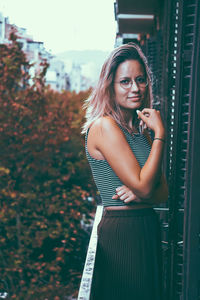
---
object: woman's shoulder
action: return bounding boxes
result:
[88,117,127,145]
[90,116,121,133]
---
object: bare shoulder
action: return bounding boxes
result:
[87,116,125,160]
[90,116,118,130]
[90,116,122,137]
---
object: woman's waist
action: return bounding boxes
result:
[102,205,155,218]
[104,203,153,211]
[97,187,154,209]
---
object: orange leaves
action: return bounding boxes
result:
[0,32,95,298]
[63,136,69,141]
[0,167,10,174]
[56,257,63,262]
[10,192,17,198]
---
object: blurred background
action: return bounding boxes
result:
[0,0,116,93]
[0,0,200,299]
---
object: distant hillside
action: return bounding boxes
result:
[55,50,110,83]
[55,49,110,66]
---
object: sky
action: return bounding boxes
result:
[0,0,117,54]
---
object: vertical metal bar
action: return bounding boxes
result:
[164,0,179,298]
[182,0,200,299]
[164,0,187,298]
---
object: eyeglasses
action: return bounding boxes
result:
[114,76,148,89]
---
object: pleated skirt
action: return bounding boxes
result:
[91,208,163,300]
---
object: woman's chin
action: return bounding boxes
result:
[130,102,142,110]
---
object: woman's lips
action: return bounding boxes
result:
[128,96,141,101]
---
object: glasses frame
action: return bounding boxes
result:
[114,77,149,90]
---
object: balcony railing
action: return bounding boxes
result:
[78,205,103,300]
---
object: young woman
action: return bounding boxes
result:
[82,43,168,300]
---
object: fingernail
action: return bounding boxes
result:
[136,110,140,114]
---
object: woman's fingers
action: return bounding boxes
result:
[112,186,127,199]
[139,120,147,129]
[116,185,126,192]
[113,185,141,203]
[116,186,126,195]
[136,110,149,122]
[124,196,139,203]
[112,194,119,199]
[119,193,129,201]
[136,109,165,134]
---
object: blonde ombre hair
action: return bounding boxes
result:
[82,43,153,134]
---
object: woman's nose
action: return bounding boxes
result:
[130,80,139,92]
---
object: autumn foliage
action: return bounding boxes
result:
[0,33,95,299]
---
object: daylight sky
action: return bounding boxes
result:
[0,0,117,54]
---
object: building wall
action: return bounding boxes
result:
[0,12,69,92]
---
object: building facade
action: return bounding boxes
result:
[0,12,69,92]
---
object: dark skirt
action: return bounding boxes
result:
[91,208,163,300]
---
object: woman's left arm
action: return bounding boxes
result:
[113,174,168,205]
[141,129,168,204]
[145,174,168,204]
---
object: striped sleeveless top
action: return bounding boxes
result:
[85,124,151,207]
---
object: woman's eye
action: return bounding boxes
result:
[120,79,130,85]
[136,77,146,83]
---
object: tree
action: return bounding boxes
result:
[0,33,96,299]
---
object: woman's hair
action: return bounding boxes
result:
[82,43,153,134]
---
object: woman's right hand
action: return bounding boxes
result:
[137,109,165,138]
[112,185,141,204]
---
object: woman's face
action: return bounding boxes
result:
[113,59,147,112]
